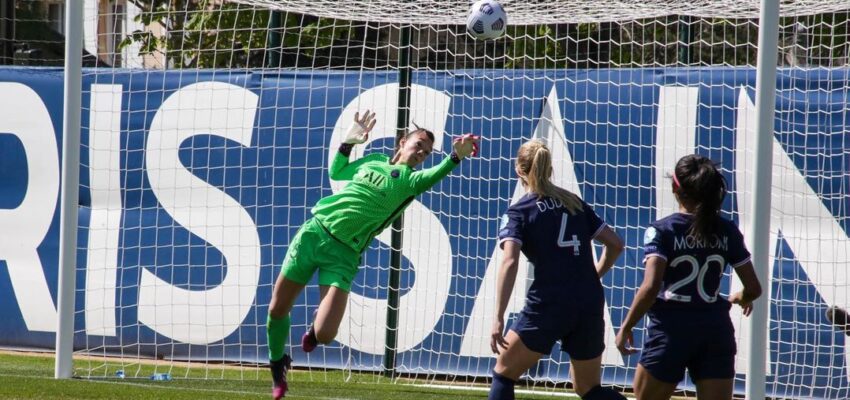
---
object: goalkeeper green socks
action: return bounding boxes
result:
[267,314,291,362]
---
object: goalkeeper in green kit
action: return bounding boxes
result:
[267,110,479,399]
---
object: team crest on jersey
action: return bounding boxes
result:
[360,170,388,189]
[644,226,658,245]
[391,170,400,178]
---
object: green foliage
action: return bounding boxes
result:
[121,0,271,68]
[609,17,684,67]
[785,11,850,66]
[691,18,758,66]
[502,23,608,69]
[120,1,357,68]
[117,3,849,69]
[505,25,563,68]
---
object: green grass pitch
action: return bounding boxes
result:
[0,352,578,399]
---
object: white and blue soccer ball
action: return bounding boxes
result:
[466,0,507,40]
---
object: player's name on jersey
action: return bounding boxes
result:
[673,234,729,251]
[535,198,566,212]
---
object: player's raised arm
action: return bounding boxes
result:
[409,133,479,194]
[328,110,376,181]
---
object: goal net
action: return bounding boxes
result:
[50,0,850,398]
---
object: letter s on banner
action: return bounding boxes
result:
[140,81,261,345]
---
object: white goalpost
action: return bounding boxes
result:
[48,1,850,398]
[55,0,83,380]
[746,2,779,399]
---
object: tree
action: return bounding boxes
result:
[121,0,270,68]
[119,2,849,69]
[121,0,361,69]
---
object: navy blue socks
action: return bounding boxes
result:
[581,385,626,400]
[488,371,516,400]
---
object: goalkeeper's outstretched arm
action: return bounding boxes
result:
[328,110,376,180]
[409,133,479,193]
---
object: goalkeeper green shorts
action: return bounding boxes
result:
[280,217,361,292]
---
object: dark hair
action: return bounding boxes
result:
[407,128,435,142]
[395,125,435,152]
[672,154,728,240]
[407,122,435,142]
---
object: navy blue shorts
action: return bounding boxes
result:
[639,314,737,383]
[510,309,604,360]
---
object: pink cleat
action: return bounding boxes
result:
[272,386,286,400]
[301,326,318,353]
[270,354,292,399]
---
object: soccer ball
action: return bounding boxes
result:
[466,0,507,40]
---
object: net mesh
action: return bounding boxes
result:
[16,1,841,398]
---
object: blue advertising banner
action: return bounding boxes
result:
[0,67,847,398]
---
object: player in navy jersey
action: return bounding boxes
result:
[615,154,762,399]
[488,139,626,400]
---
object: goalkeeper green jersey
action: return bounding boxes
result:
[312,151,459,253]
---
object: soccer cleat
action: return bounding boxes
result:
[826,306,850,336]
[270,353,292,399]
[301,326,318,353]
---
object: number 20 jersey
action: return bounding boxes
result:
[643,213,751,314]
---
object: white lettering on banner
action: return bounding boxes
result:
[459,168,533,357]
[459,86,624,367]
[1,76,844,379]
[0,82,59,332]
[85,84,123,337]
[655,86,699,217]
[734,87,850,377]
[731,88,767,376]
[140,81,262,344]
[331,83,453,354]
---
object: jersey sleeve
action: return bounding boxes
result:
[328,152,385,181]
[497,206,524,249]
[409,156,459,194]
[643,223,668,263]
[582,201,607,239]
[727,223,752,268]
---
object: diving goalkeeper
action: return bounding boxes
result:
[266,110,479,399]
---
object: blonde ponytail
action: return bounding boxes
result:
[517,140,582,215]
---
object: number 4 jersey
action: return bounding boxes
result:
[498,193,607,313]
[643,213,751,314]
